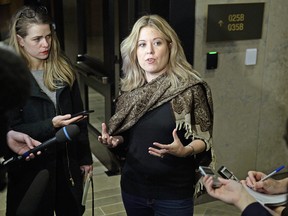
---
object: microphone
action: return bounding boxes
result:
[16,169,49,216]
[2,124,80,166]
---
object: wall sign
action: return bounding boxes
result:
[206,3,265,42]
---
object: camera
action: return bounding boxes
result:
[217,166,239,182]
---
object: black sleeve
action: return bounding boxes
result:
[69,81,93,165]
[108,131,129,168]
[242,202,272,216]
[0,114,9,157]
[281,207,288,216]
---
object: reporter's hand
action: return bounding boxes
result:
[245,171,265,186]
[246,171,285,194]
[7,130,41,160]
[203,176,256,211]
[52,114,84,128]
[203,176,242,204]
[98,123,123,148]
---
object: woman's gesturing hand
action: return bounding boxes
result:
[149,129,190,158]
[98,123,123,148]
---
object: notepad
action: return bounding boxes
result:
[244,185,288,207]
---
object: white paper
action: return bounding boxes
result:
[244,185,288,206]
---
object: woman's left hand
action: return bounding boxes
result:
[80,165,93,174]
[52,114,85,128]
[148,129,189,158]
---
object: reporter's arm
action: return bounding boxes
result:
[242,202,272,216]
[203,176,272,215]
[234,187,257,212]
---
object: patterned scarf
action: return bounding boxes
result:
[108,73,213,140]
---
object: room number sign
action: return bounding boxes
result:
[206,3,264,42]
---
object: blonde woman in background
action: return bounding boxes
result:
[5,5,93,216]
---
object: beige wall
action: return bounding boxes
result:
[194,0,288,178]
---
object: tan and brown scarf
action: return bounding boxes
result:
[109,73,213,143]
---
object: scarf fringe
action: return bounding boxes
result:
[176,119,217,200]
[176,119,193,139]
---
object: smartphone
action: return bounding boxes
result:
[199,166,222,188]
[217,166,239,181]
[70,110,94,118]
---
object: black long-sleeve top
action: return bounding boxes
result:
[121,102,197,199]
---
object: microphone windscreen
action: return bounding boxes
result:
[16,169,49,216]
[56,124,80,142]
[0,46,31,112]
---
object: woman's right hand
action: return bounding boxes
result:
[98,123,123,148]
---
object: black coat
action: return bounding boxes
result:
[5,73,93,216]
[242,202,272,216]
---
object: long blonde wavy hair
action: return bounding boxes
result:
[120,14,200,92]
[8,6,75,91]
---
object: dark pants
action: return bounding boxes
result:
[121,191,194,216]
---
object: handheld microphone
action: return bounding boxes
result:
[16,169,49,216]
[2,124,80,166]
